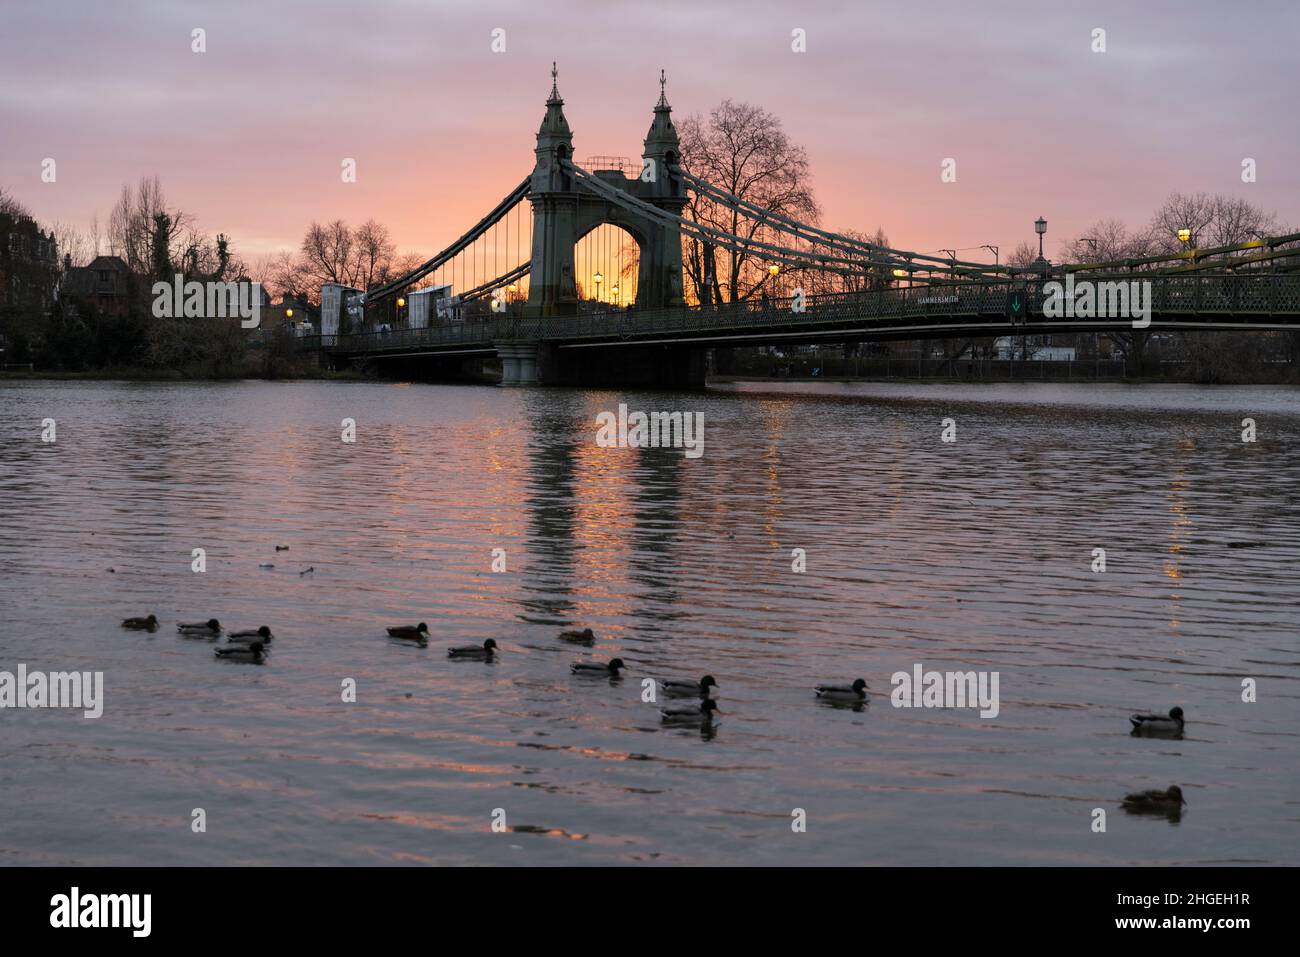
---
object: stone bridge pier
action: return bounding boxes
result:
[496,342,541,386]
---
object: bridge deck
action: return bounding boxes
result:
[302,275,1300,357]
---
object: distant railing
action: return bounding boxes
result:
[301,273,1300,355]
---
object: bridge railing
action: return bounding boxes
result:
[301,273,1300,354]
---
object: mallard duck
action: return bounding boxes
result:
[121,614,158,631]
[571,657,626,677]
[559,627,596,644]
[178,619,221,636]
[448,638,498,660]
[662,674,718,697]
[660,698,720,724]
[214,641,265,662]
[227,625,273,644]
[815,678,868,702]
[1130,706,1184,736]
[1122,785,1187,813]
[387,623,429,640]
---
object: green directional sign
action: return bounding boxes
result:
[1007,287,1027,321]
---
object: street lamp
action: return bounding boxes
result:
[396,297,406,308]
[593,272,603,297]
[1034,216,1047,260]
[1177,228,1193,245]
[768,264,780,277]
[285,308,294,319]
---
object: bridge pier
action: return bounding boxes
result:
[497,342,541,386]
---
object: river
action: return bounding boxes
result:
[0,378,1297,864]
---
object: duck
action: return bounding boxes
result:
[178,619,221,637]
[571,657,626,677]
[214,641,266,662]
[121,614,158,631]
[660,698,720,724]
[1121,785,1187,814]
[448,638,498,660]
[227,625,274,644]
[815,678,868,702]
[662,674,718,697]
[559,627,596,644]
[387,623,429,641]
[1130,706,1184,736]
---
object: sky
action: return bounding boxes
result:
[2,0,1297,266]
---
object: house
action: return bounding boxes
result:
[0,211,59,315]
[60,255,135,317]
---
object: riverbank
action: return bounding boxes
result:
[0,367,368,382]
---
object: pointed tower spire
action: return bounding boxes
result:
[644,68,678,155]
[536,60,572,145]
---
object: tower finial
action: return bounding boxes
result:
[656,68,669,109]
[547,61,562,103]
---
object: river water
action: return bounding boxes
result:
[0,378,1297,865]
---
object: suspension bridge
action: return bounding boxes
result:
[302,67,1300,387]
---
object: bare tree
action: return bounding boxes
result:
[107,176,191,275]
[351,219,397,291]
[1147,192,1277,253]
[300,220,356,288]
[0,186,32,219]
[678,100,820,305]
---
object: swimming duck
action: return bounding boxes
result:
[214,641,265,662]
[178,619,221,637]
[571,657,626,677]
[387,623,429,641]
[448,638,498,660]
[121,614,158,631]
[662,675,718,697]
[660,698,720,724]
[1130,706,1184,736]
[815,678,868,702]
[559,627,596,644]
[227,625,273,644]
[1121,785,1187,814]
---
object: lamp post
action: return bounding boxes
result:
[1034,217,1047,262]
[593,272,603,300]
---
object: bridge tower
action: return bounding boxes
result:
[525,65,686,318]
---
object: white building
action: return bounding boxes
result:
[407,283,457,328]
